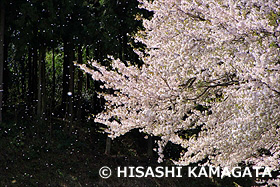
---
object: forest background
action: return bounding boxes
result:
[0,0,278,186]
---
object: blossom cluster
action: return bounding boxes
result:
[78,0,280,183]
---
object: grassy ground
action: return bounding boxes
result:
[0,117,264,186]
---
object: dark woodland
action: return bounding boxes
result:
[0,0,268,186]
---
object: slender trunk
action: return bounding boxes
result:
[3,35,7,104]
[28,48,33,107]
[105,137,111,155]
[77,46,83,121]
[62,40,70,116]
[20,56,26,100]
[63,39,74,127]
[41,47,46,120]
[0,1,5,123]
[52,47,55,108]
[118,32,128,65]
[32,47,38,114]
[37,46,46,120]
[69,45,74,125]
[37,51,42,119]
[86,47,90,89]
[118,35,123,61]
[122,33,127,61]
[147,135,153,158]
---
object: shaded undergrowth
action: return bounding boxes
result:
[0,116,264,187]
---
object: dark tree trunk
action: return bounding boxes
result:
[20,56,26,100]
[69,45,74,125]
[118,35,123,61]
[147,135,153,158]
[86,46,90,90]
[3,35,8,104]
[0,1,5,123]
[37,51,42,119]
[105,136,111,155]
[123,33,127,61]
[41,48,46,120]
[37,46,46,120]
[27,48,33,107]
[62,39,74,125]
[118,32,128,65]
[32,47,38,114]
[52,47,56,108]
[77,46,83,121]
[62,40,70,116]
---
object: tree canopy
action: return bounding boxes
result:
[79,0,280,183]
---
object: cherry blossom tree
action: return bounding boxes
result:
[78,0,279,182]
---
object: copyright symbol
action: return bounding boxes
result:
[99,166,112,179]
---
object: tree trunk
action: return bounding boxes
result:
[52,47,55,109]
[68,45,74,125]
[122,33,127,61]
[62,40,74,126]
[86,47,90,90]
[77,46,83,121]
[27,48,33,108]
[37,46,46,120]
[20,56,26,100]
[0,1,5,123]
[62,40,70,115]
[37,51,42,119]
[41,47,46,120]
[3,34,8,105]
[32,47,38,114]
[147,135,153,158]
[105,137,111,155]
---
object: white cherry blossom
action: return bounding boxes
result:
[78,0,279,183]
